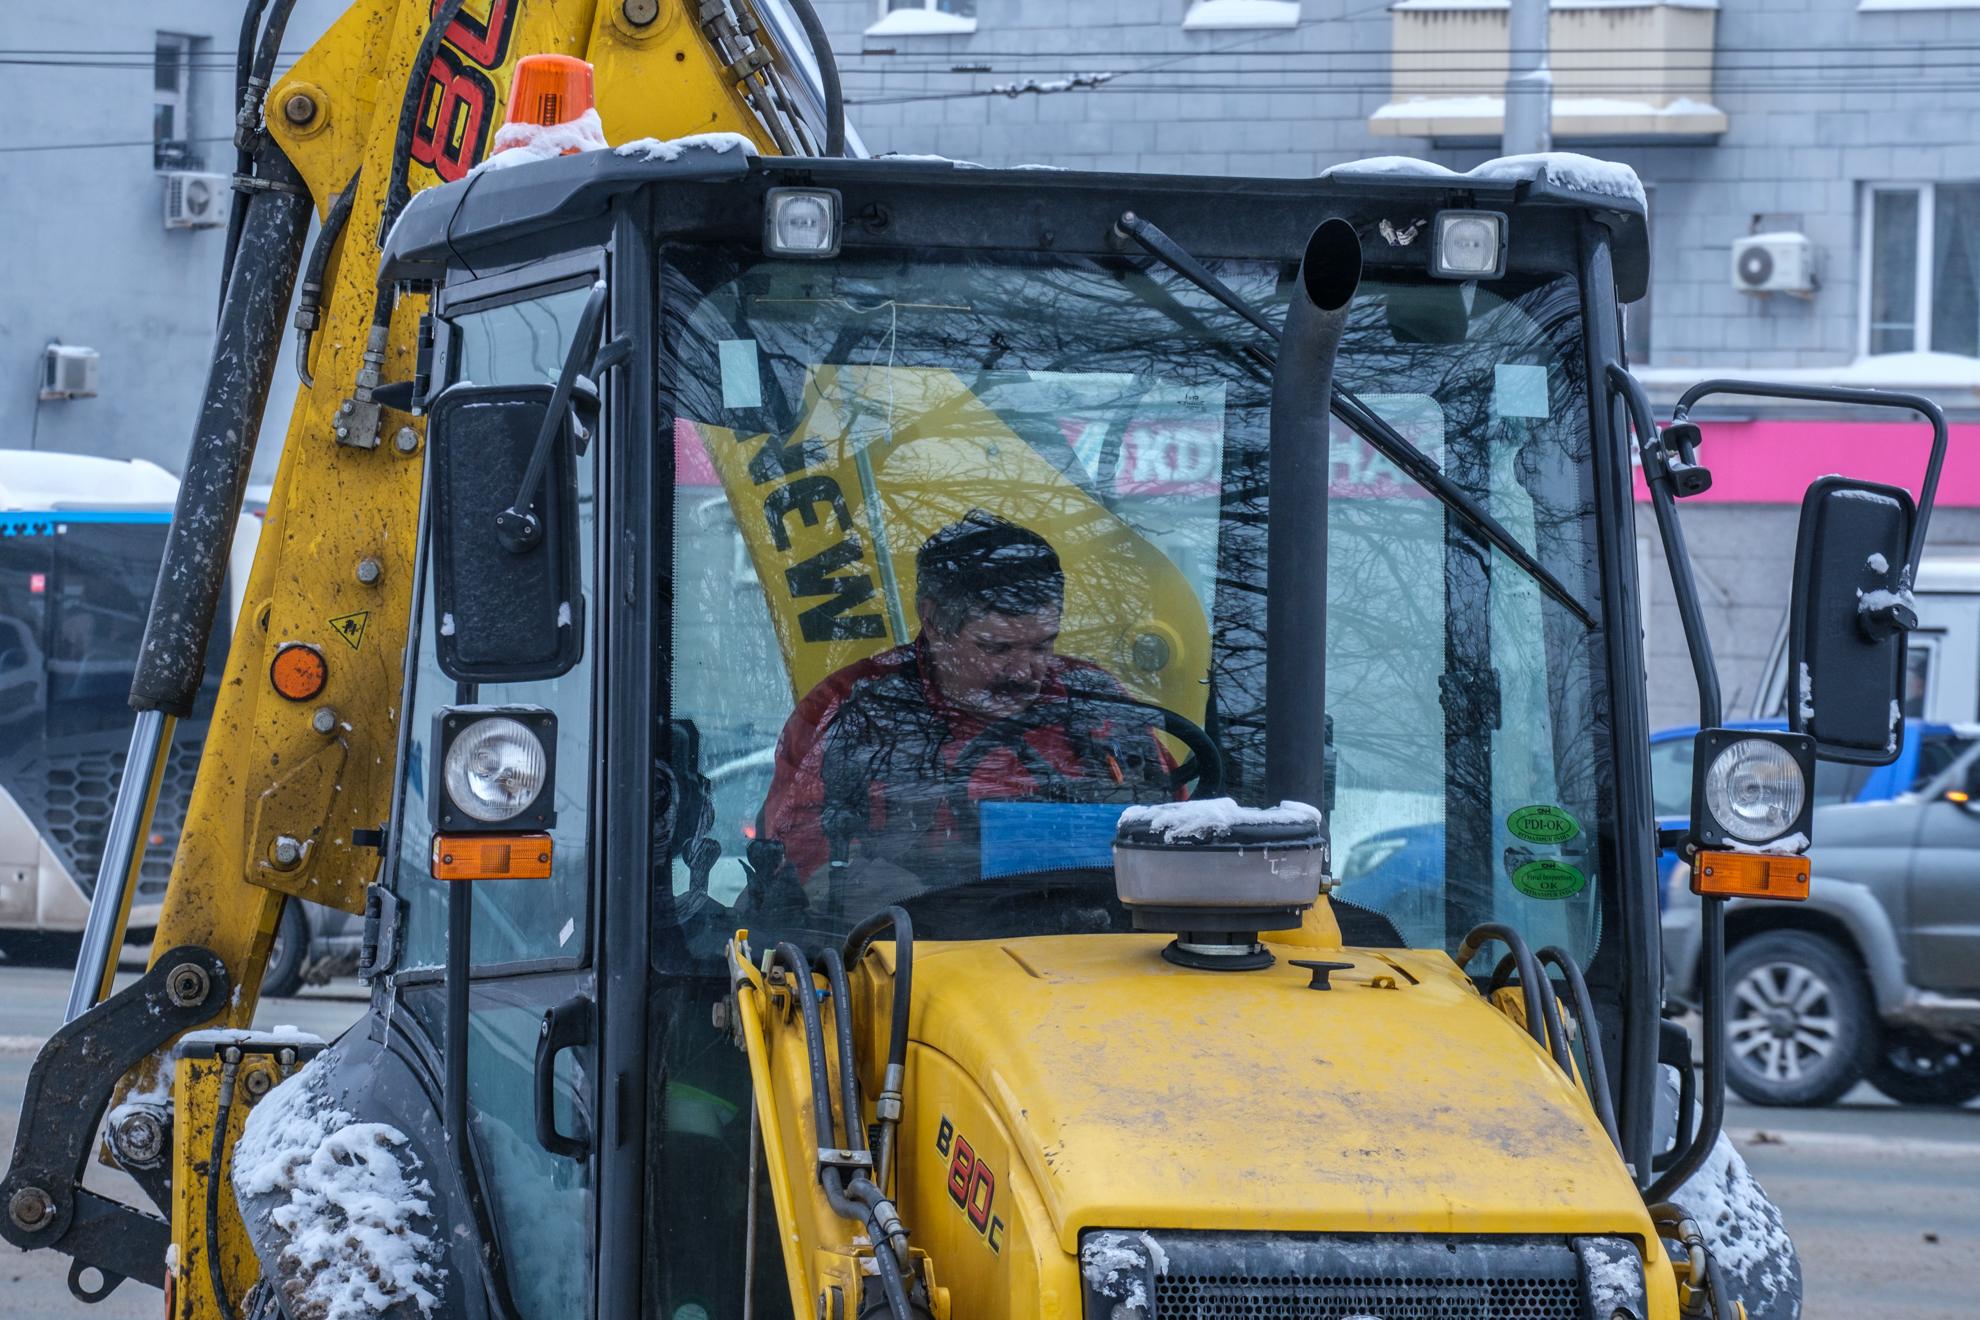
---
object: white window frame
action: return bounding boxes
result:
[154,32,194,169]
[1859,181,1941,358]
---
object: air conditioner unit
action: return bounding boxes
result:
[1732,232,1817,295]
[40,345,100,400]
[163,171,230,230]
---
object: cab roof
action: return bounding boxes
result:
[381,146,1649,301]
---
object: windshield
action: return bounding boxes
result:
[656,243,1613,969]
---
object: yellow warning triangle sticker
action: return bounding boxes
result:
[328,610,369,651]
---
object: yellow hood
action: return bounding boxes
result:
[905,933,1654,1253]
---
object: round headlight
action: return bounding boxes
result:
[1703,738,1806,843]
[443,717,547,823]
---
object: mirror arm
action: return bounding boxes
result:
[1672,379,1949,576]
[495,282,611,555]
[1609,365,1723,730]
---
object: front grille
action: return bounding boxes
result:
[2,733,204,905]
[1088,1233,1603,1320]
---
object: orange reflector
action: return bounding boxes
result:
[1692,851,1810,902]
[269,642,327,702]
[432,833,553,882]
[1948,789,1970,804]
[505,54,595,131]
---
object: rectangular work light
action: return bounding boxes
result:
[431,705,558,834]
[1431,210,1508,281]
[763,187,842,258]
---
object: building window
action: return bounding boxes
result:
[153,33,196,170]
[1863,182,1980,358]
[868,0,978,37]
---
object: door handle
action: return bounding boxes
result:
[534,993,592,1159]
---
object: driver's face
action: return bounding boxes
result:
[923,605,1061,718]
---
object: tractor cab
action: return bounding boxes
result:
[240,145,1927,1318]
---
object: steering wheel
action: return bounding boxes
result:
[947,688,1225,800]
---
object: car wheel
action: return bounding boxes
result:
[1868,1029,1980,1106]
[1725,930,1871,1107]
[261,899,309,1000]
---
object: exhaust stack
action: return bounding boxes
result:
[1264,218,1362,833]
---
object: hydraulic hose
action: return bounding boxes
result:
[783,0,846,157]
[1459,924,1561,1066]
[1486,950,1573,1079]
[771,943,913,1320]
[1538,946,1622,1154]
[219,0,272,316]
[1647,898,1727,1202]
[817,948,864,1160]
[844,906,914,1190]
[220,0,302,311]
[295,168,362,388]
[1264,218,1361,811]
[208,1048,243,1320]
[1648,1201,1737,1320]
[381,0,470,245]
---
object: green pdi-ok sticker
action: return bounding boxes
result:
[1507,804,1581,845]
[1511,859,1587,900]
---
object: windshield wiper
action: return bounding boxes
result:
[1113,212,1595,629]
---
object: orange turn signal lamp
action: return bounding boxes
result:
[1692,851,1810,902]
[432,833,553,882]
[270,642,327,702]
[506,53,595,131]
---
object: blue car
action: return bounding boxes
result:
[1648,719,1978,905]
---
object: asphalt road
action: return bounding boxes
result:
[1,959,1975,1318]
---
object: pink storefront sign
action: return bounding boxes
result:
[1632,419,1980,506]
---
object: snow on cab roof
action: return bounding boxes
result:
[0,449,179,512]
[1321,151,1647,209]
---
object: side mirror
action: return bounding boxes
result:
[427,384,584,682]
[1788,475,1915,766]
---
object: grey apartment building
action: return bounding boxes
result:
[7,0,1980,727]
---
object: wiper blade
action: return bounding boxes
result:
[1113,213,1595,629]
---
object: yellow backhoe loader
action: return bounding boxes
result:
[3,3,1955,1318]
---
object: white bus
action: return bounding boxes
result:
[0,450,258,957]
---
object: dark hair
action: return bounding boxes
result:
[915,511,1063,632]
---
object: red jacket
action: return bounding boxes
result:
[762,639,1173,881]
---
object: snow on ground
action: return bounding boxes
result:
[233,1051,443,1320]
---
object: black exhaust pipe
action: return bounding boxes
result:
[1264,218,1362,824]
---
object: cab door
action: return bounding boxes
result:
[1906,749,1980,994]
[386,261,608,1318]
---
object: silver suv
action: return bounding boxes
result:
[1664,744,1980,1107]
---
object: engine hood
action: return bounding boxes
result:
[900,932,1653,1253]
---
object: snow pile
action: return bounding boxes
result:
[866,7,977,36]
[1118,797,1323,843]
[1183,0,1302,29]
[233,1056,443,1320]
[1674,1132,1799,1311]
[473,109,608,173]
[1867,552,1890,574]
[614,132,759,163]
[1796,661,1814,723]
[1079,1231,1168,1312]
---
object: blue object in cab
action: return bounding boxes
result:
[1646,718,1975,907]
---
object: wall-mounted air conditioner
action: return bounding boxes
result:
[41,345,100,400]
[163,171,230,230]
[1732,232,1817,296]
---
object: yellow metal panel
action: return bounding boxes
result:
[169,1051,295,1318]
